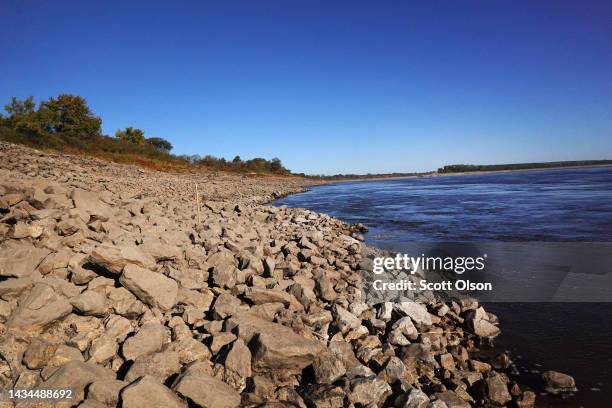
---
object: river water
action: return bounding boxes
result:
[275,166,612,407]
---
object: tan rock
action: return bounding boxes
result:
[7,283,72,331]
[173,365,240,408]
[0,241,50,278]
[119,264,178,311]
[122,322,167,361]
[89,244,156,275]
[122,376,185,408]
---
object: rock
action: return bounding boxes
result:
[439,353,455,371]
[347,376,392,406]
[173,365,241,408]
[303,385,345,408]
[433,390,470,408]
[88,336,118,364]
[78,398,109,408]
[122,322,167,361]
[47,344,85,367]
[394,302,432,326]
[88,244,156,275]
[122,375,185,408]
[104,314,133,343]
[0,277,34,300]
[87,379,128,407]
[0,241,51,278]
[211,263,237,289]
[333,305,362,333]
[389,316,418,345]
[107,287,144,318]
[210,332,237,355]
[167,337,211,365]
[402,388,430,408]
[71,290,108,316]
[227,313,325,374]
[378,356,407,385]
[251,330,324,374]
[119,264,178,311]
[484,372,512,406]
[23,339,57,369]
[542,370,576,392]
[71,188,113,221]
[313,353,346,384]
[244,287,302,310]
[212,293,243,319]
[516,391,536,408]
[465,307,500,338]
[218,338,252,391]
[35,361,115,405]
[125,350,181,383]
[7,283,72,331]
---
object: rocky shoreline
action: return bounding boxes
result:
[0,142,573,407]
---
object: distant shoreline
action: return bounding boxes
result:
[315,163,612,184]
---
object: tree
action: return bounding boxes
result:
[37,94,102,136]
[3,96,41,133]
[145,137,173,153]
[270,157,284,172]
[115,127,145,145]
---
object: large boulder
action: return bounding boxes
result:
[119,264,178,311]
[226,313,325,374]
[88,244,156,275]
[0,241,51,278]
[7,283,72,331]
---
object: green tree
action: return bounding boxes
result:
[145,136,173,153]
[270,157,284,172]
[115,127,145,145]
[3,96,41,133]
[37,94,101,136]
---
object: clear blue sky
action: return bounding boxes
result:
[1,1,611,174]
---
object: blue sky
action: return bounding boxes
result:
[1,1,611,174]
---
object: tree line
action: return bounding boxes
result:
[0,94,289,174]
[438,161,612,173]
